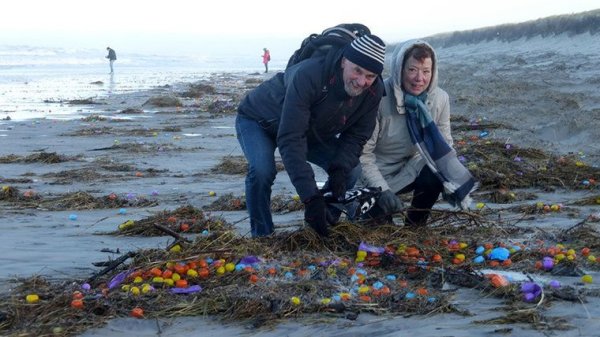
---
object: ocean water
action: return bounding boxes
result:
[0,45,281,121]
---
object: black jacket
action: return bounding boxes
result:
[237,54,383,201]
[107,49,117,61]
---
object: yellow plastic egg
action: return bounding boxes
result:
[121,284,130,292]
[169,244,181,253]
[292,195,300,201]
[130,286,141,296]
[291,296,301,305]
[133,276,143,284]
[216,266,225,274]
[172,273,181,281]
[455,254,466,261]
[550,204,560,211]
[225,263,235,272]
[358,285,370,294]
[459,242,468,249]
[164,278,174,287]
[26,294,39,304]
[582,275,593,283]
[142,284,153,294]
[187,269,198,278]
[536,202,545,209]
[356,250,367,259]
[321,298,331,305]
[476,202,485,209]
[118,220,134,231]
[588,255,596,263]
[208,191,216,196]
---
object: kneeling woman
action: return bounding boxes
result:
[359,40,476,226]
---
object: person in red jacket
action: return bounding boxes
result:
[262,48,271,73]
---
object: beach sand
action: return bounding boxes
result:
[1,33,600,337]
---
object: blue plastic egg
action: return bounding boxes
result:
[489,247,510,261]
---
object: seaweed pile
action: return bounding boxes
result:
[2,204,600,336]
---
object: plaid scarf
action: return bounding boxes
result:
[404,93,477,209]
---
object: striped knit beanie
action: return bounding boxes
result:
[343,34,386,75]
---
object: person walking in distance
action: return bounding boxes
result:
[106,47,117,74]
[262,48,271,73]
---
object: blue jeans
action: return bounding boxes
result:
[236,115,360,237]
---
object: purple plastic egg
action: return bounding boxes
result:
[542,257,554,270]
[521,282,536,293]
[523,292,536,302]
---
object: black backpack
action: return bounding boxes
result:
[285,23,371,70]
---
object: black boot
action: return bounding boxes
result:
[405,208,429,227]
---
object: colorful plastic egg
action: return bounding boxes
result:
[26,294,39,303]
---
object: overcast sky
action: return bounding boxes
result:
[1,0,598,56]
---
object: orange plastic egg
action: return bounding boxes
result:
[71,299,84,309]
[175,279,188,288]
[130,307,144,318]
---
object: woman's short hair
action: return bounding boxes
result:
[402,43,434,70]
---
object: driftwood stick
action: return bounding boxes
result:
[153,223,192,243]
[88,251,136,284]
[562,218,588,234]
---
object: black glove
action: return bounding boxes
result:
[327,168,347,201]
[378,190,403,215]
[304,195,334,237]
